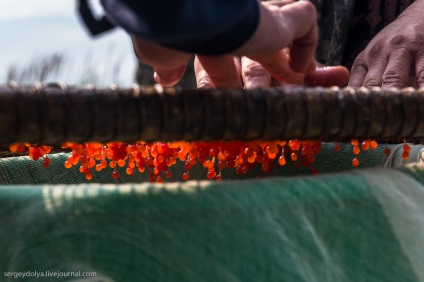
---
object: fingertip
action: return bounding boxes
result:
[153,72,161,84]
[154,65,187,86]
[305,65,350,87]
[197,55,242,88]
[154,72,176,86]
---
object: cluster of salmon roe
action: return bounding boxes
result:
[348,139,379,167]
[333,139,410,167]
[9,140,320,182]
[402,140,411,160]
[8,139,411,182]
[9,143,52,168]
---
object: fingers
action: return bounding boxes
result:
[279,1,318,72]
[304,65,350,87]
[349,53,388,87]
[235,1,317,74]
[194,56,213,89]
[195,54,297,89]
[196,56,351,89]
[348,58,368,87]
[241,57,271,88]
[196,55,242,88]
[415,49,424,88]
[350,49,414,88]
[361,57,388,87]
[251,50,304,84]
[381,48,412,88]
[195,56,269,89]
[192,1,318,88]
[132,36,192,86]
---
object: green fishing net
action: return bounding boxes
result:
[0,143,424,281]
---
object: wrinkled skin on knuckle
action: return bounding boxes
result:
[242,63,267,79]
[382,69,404,86]
[197,77,213,89]
[363,78,382,87]
[388,34,410,49]
[194,69,214,89]
[416,59,424,87]
[416,72,424,87]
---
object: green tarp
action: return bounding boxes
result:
[0,143,423,281]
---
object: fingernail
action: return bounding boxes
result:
[154,72,160,84]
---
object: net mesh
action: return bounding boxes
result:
[0,143,424,281]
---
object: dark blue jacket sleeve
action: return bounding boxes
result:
[100,0,260,55]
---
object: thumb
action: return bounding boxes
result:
[304,65,350,87]
[132,36,192,86]
[154,64,187,86]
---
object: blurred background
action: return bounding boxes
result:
[0,0,137,86]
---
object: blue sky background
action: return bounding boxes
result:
[0,0,136,86]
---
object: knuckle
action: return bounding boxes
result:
[389,35,408,48]
[193,56,204,72]
[196,76,213,89]
[416,73,424,86]
[242,63,268,78]
[297,1,316,19]
[382,70,404,86]
[367,43,385,58]
[363,78,381,87]
[415,53,424,74]
[387,31,424,52]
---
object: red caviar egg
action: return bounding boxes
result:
[352,158,359,167]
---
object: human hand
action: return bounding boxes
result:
[194,55,350,89]
[131,0,318,87]
[349,1,424,88]
[131,37,193,86]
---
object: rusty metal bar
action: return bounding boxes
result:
[0,83,423,144]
